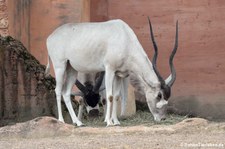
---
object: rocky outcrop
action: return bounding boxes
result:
[0,116,74,139]
[0,0,8,36]
[0,36,57,126]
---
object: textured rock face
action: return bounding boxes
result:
[0,36,57,126]
[0,0,8,36]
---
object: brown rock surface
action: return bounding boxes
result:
[0,116,74,139]
[0,0,8,36]
[0,36,57,126]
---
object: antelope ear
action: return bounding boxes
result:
[71,91,83,96]
[165,74,172,85]
[75,79,87,94]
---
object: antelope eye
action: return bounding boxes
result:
[157,92,162,100]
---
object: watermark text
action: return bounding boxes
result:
[180,142,224,148]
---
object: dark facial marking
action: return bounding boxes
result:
[161,84,171,100]
[157,92,162,100]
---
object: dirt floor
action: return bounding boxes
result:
[0,112,224,149]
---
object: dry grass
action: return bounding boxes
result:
[82,110,186,127]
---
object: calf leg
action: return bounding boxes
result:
[111,76,122,125]
[104,65,115,126]
[62,63,83,126]
[77,97,84,121]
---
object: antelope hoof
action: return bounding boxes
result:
[113,121,121,126]
[58,118,65,123]
[106,120,113,127]
[76,121,84,127]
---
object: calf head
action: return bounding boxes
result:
[74,72,105,116]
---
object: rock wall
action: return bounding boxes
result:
[0,0,8,36]
[0,36,57,126]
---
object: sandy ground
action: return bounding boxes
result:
[0,116,224,149]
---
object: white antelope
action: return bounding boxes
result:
[45,18,178,126]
